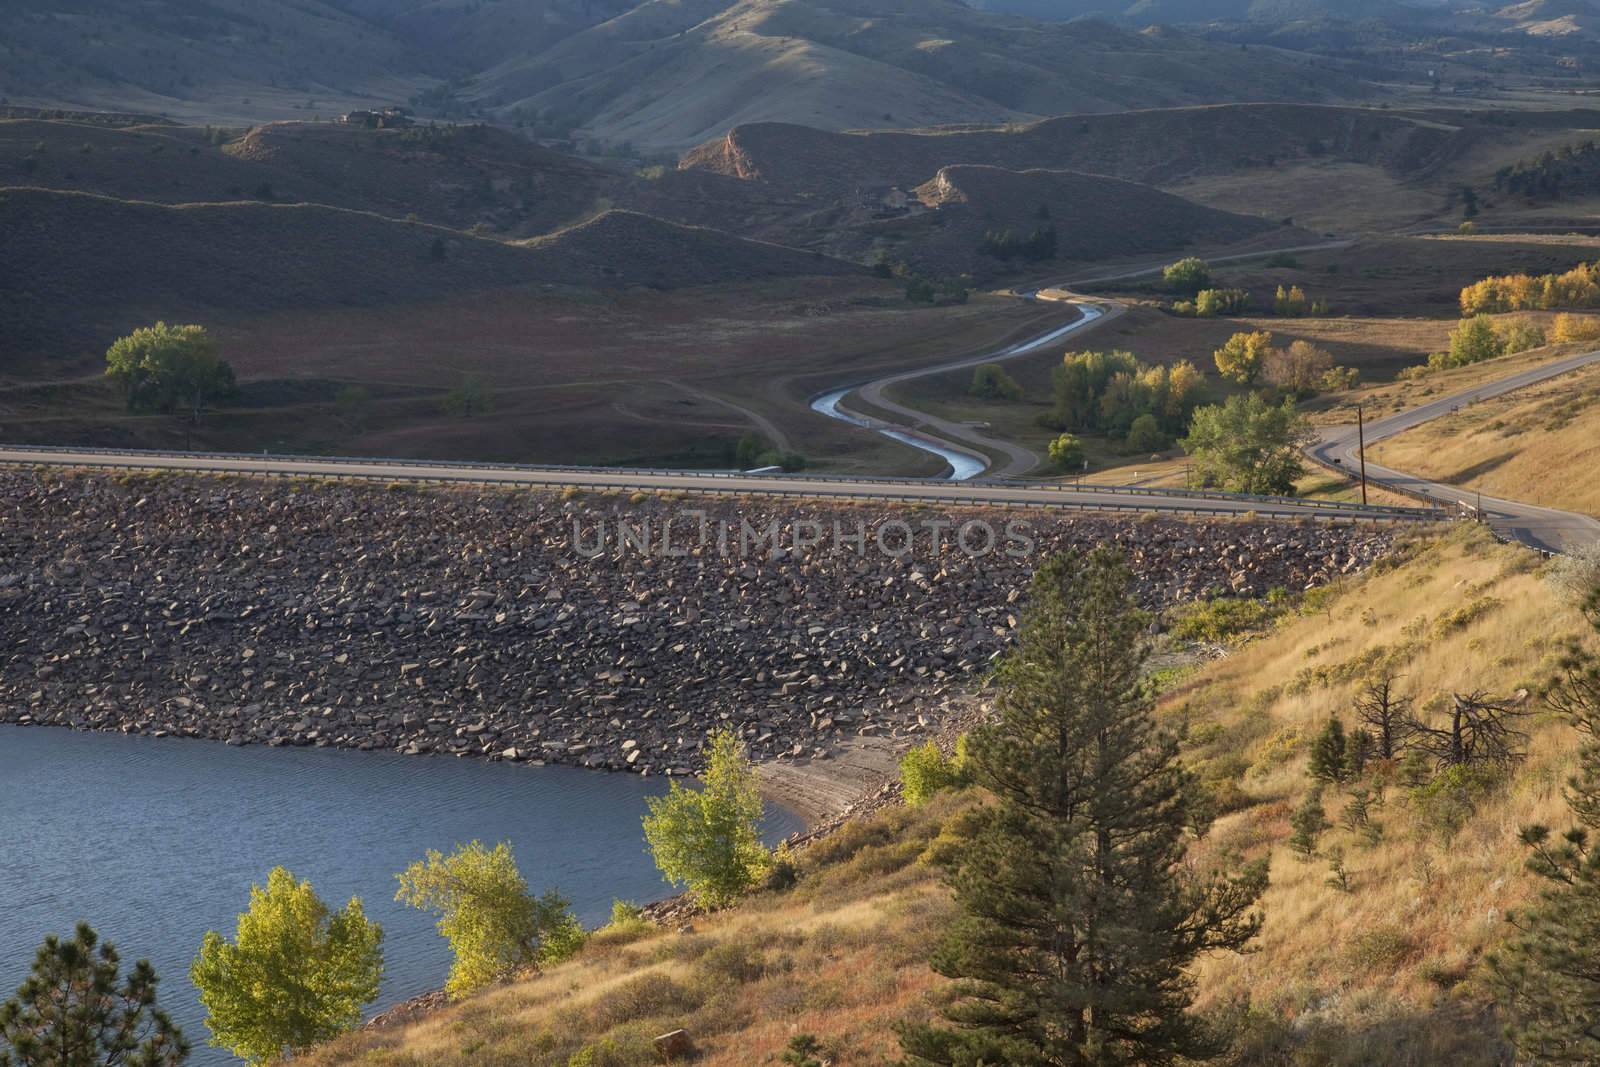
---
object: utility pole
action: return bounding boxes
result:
[1356,404,1369,506]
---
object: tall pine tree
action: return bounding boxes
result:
[0,923,189,1067]
[898,547,1267,1067]
[1485,583,1600,1062]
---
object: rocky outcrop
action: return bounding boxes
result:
[0,471,1392,774]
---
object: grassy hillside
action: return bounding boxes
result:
[0,117,620,236]
[1371,359,1600,517]
[900,164,1279,276]
[293,526,1600,1065]
[1,0,434,124]
[466,0,1369,151]
[683,103,1467,195]
[0,188,858,361]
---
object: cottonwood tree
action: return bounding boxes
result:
[1163,256,1212,295]
[104,323,236,426]
[0,923,188,1067]
[1181,393,1314,496]
[191,868,383,1065]
[1409,692,1529,770]
[1354,677,1415,760]
[898,548,1267,1066]
[1263,339,1334,397]
[1212,330,1273,385]
[642,729,770,909]
[396,841,584,999]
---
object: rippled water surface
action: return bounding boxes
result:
[0,726,802,1063]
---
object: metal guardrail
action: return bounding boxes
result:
[0,443,1446,521]
[0,451,1442,525]
[1304,449,1479,522]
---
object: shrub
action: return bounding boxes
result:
[587,900,654,951]
[899,738,970,806]
[1163,256,1212,295]
[642,730,770,908]
[1499,317,1547,355]
[1194,288,1249,317]
[1408,763,1504,839]
[1347,927,1417,972]
[1168,596,1274,643]
[1048,432,1085,471]
[193,868,383,1064]
[1551,312,1600,343]
[1319,364,1360,391]
[1126,413,1166,453]
[395,841,582,998]
[970,362,1023,400]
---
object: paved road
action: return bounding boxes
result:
[0,444,1442,523]
[1309,348,1600,553]
[815,240,1350,479]
[851,302,1122,477]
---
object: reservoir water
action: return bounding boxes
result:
[0,726,803,1064]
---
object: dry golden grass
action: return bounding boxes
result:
[1369,362,1600,517]
[1307,328,1596,426]
[1177,526,1595,1062]
[308,527,1597,1066]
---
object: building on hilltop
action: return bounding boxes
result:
[343,106,415,129]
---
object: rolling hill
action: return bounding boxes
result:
[0,117,621,236]
[2,0,1374,153]
[0,188,859,361]
[896,164,1280,276]
[473,0,1370,151]
[681,103,1468,194]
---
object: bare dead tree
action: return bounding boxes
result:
[1409,691,1528,770]
[1354,676,1414,759]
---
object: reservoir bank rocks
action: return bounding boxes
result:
[0,470,1397,775]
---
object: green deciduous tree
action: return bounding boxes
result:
[1,923,188,1067]
[191,868,382,1066]
[1448,315,1505,366]
[970,363,1023,400]
[1126,413,1167,453]
[396,841,583,999]
[1212,330,1273,385]
[898,548,1267,1066]
[641,729,770,909]
[104,323,236,422]
[1048,432,1085,472]
[1181,393,1314,496]
[1163,256,1212,296]
[900,738,971,807]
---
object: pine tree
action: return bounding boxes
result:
[1288,786,1330,860]
[898,548,1267,1067]
[0,923,189,1067]
[1344,727,1375,779]
[1486,596,1600,1061]
[1308,718,1348,783]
